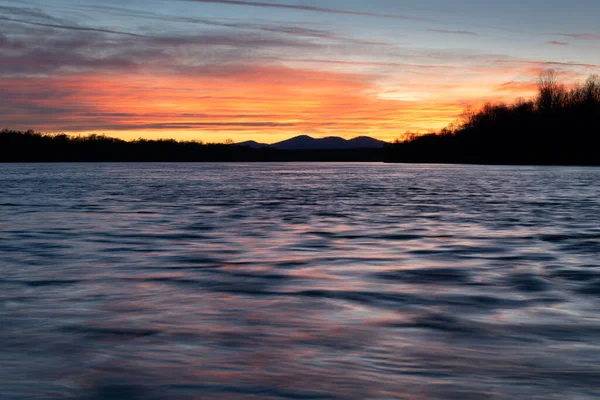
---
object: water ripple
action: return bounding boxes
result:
[0,163,599,399]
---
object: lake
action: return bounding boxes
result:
[1,163,599,399]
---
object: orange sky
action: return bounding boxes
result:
[1,64,572,143]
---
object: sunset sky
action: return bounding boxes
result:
[2,0,600,142]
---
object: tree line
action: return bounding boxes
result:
[0,130,383,162]
[387,72,600,165]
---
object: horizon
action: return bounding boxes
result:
[237,134,389,145]
[7,130,390,145]
[2,0,600,142]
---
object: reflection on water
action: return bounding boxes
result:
[1,163,599,399]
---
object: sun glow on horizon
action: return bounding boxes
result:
[2,64,576,143]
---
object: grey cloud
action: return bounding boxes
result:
[427,29,477,36]
[182,0,428,21]
[81,5,389,46]
[494,59,599,69]
[0,20,321,76]
[557,33,600,40]
[0,16,147,37]
[0,5,66,22]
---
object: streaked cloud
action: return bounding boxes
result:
[427,29,477,36]
[78,5,391,46]
[0,5,66,22]
[547,40,569,46]
[557,33,600,40]
[182,0,428,21]
[496,80,539,93]
[0,16,146,38]
[0,66,469,141]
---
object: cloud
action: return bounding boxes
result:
[0,5,66,23]
[493,59,600,70]
[81,5,390,46]
[0,16,146,38]
[547,40,569,46]
[250,25,389,45]
[60,122,297,131]
[558,33,600,40]
[284,58,464,72]
[0,66,465,140]
[182,0,428,21]
[496,80,538,93]
[427,29,477,36]
[0,4,390,79]
[0,20,323,76]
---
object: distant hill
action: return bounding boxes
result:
[346,136,388,149]
[236,140,270,149]
[236,135,387,150]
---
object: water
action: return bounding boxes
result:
[1,163,599,399]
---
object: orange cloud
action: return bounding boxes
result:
[0,65,474,142]
[496,80,539,94]
[2,58,595,142]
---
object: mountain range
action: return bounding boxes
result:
[236,135,388,150]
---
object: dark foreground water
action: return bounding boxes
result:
[1,163,599,399]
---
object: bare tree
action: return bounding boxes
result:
[458,105,475,128]
[583,74,600,103]
[537,70,564,111]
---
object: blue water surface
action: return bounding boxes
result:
[0,163,599,399]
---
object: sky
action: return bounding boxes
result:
[1,0,600,143]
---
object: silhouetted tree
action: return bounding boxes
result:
[387,72,600,165]
[537,70,565,112]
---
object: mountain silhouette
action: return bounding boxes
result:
[236,140,270,149]
[346,136,387,149]
[236,135,387,150]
